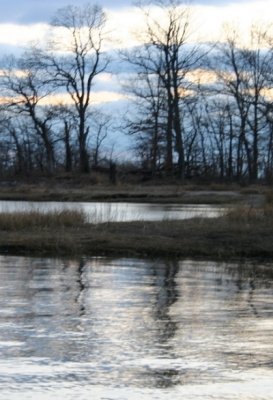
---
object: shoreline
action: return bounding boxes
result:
[0,216,272,260]
[0,182,265,206]
[0,183,271,261]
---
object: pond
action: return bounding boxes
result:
[0,200,223,222]
[0,256,273,399]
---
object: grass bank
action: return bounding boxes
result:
[0,205,272,259]
[0,180,266,206]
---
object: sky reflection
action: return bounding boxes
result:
[0,256,273,399]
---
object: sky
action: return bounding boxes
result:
[0,0,270,25]
[0,0,272,51]
[0,0,254,24]
[0,0,272,102]
[0,0,273,155]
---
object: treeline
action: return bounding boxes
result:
[0,4,110,176]
[1,1,273,183]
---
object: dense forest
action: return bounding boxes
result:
[1,0,273,184]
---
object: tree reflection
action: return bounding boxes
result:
[138,260,181,388]
[151,260,180,344]
[75,259,86,315]
[1,256,273,392]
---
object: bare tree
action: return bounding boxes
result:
[89,110,111,167]
[211,24,273,182]
[121,58,167,175]
[123,0,202,179]
[32,4,109,173]
[0,55,56,173]
[244,26,273,181]
[50,104,78,172]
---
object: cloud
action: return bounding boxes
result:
[0,0,269,26]
[0,0,132,24]
[195,0,250,5]
[0,23,48,46]
[0,0,272,58]
[0,0,244,24]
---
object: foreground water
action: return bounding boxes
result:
[0,200,223,221]
[0,256,273,400]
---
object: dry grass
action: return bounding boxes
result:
[0,209,86,230]
[0,180,264,204]
[225,203,273,223]
[0,215,271,260]
[265,190,273,205]
[0,202,273,259]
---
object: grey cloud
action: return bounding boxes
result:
[0,0,133,24]
[193,0,250,5]
[0,0,252,24]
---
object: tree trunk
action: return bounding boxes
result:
[64,121,72,172]
[78,119,90,173]
[173,93,184,181]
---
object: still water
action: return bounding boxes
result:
[0,200,223,222]
[0,256,273,399]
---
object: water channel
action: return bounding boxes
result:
[0,256,273,399]
[0,200,223,222]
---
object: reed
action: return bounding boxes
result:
[265,190,273,205]
[0,204,273,259]
[0,209,86,230]
[225,204,273,223]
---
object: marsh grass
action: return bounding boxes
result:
[87,203,131,223]
[0,181,255,204]
[0,209,86,230]
[225,203,273,223]
[0,203,273,258]
[265,190,273,205]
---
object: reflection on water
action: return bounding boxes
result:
[0,256,273,399]
[0,200,223,222]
